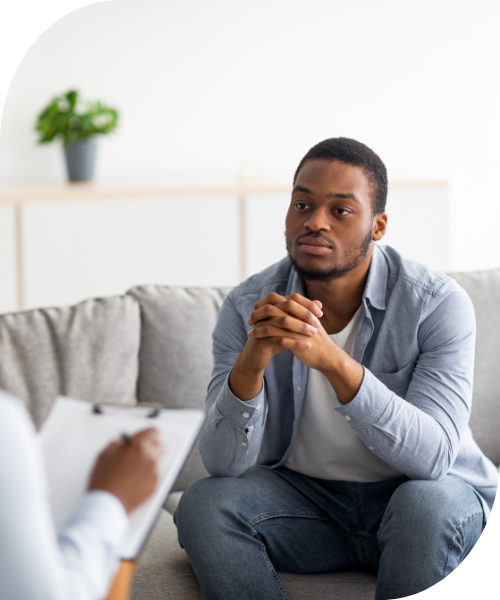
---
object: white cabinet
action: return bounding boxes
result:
[381,185,450,272]
[245,193,290,277]
[22,195,240,310]
[0,205,17,313]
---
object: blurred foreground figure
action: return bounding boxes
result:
[0,389,163,600]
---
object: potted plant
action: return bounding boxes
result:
[35,89,119,182]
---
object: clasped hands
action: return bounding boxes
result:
[232,292,364,403]
[245,292,338,373]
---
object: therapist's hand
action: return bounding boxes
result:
[88,428,164,514]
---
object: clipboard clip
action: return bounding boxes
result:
[92,403,163,418]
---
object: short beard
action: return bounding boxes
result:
[286,226,373,283]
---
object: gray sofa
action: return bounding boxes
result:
[0,270,498,600]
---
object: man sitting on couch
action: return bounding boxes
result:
[175,137,498,600]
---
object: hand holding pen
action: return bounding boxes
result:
[88,428,164,514]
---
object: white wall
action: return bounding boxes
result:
[0,0,499,272]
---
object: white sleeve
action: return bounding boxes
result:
[0,393,129,600]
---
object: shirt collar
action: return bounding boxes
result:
[362,244,388,310]
[285,244,388,310]
[286,262,306,297]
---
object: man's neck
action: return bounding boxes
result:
[304,251,372,335]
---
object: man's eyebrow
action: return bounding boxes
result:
[292,185,312,195]
[326,192,361,204]
[292,186,360,204]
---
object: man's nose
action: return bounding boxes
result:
[304,208,330,231]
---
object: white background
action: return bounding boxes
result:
[0,0,500,272]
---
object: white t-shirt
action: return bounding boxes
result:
[0,391,129,600]
[286,305,402,482]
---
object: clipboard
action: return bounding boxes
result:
[39,396,205,560]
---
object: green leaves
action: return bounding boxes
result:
[34,89,119,145]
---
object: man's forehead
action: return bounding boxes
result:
[292,184,361,205]
[294,159,371,199]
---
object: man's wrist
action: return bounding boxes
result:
[321,346,364,405]
[229,357,265,401]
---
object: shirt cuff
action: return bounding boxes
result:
[63,490,129,548]
[334,367,393,430]
[215,373,264,430]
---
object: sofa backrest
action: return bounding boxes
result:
[448,269,500,465]
[126,285,231,490]
[0,296,140,428]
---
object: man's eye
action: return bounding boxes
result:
[295,202,308,210]
[336,208,351,216]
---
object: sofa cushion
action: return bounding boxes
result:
[126,285,231,490]
[126,285,230,409]
[448,269,500,465]
[131,510,377,600]
[131,509,206,600]
[0,296,140,428]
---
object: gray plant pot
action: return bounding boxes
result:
[63,138,97,182]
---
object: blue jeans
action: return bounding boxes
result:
[174,466,485,600]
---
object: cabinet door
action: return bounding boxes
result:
[22,195,239,309]
[381,186,450,272]
[0,205,17,313]
[245,193,291,277]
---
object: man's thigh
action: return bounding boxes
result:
[176,466,360,573]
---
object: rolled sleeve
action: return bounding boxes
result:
[202,375,266,476]
[215,374,263,424]
[335,368,393,431]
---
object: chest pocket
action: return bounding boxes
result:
[372,361,417,399]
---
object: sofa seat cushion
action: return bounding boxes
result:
[132,510,377,600]
[280,572,377,600]
[131,509,206,600]
[0,296,140,427]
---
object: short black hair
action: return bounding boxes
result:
[293,137,388,214]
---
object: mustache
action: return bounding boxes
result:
[297,232,335,246]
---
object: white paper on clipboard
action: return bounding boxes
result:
[38,396,205,560]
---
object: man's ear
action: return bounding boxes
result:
[372,212,387,241]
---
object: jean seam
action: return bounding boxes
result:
[255,528,290,600]
[248,511,330,527]
[444,509,484,576]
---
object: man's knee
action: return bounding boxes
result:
[176,476,228,520]
[175,476,250,539]
[378,476,483,547]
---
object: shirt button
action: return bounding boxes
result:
[241,442,247,447]
[242,412,250,419]
[256,404,261,410]
[344,415,351,422]
[368,446,374,451]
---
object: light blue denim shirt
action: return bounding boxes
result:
[199,245,498,515]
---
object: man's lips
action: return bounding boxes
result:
[298,237,333,255]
